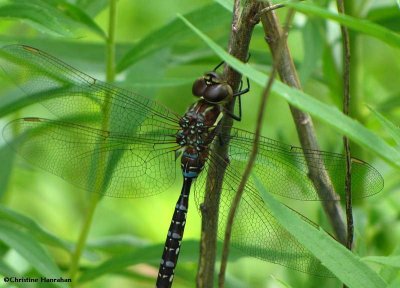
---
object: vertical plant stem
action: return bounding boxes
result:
[68,1,117,286]
[337,1,353,285]
[345,1,363,158]
[218,9,294,288]
[196,1,260,287]
[259,1,347,245]
[218,9,295,288]
[106,0,117,83]
[337,0,353,257]
[68,193,100,286]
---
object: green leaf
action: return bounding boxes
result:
[0,87,51,117]
[368,106,400,146]
[367,5,400,32]
[79,239,246,283]
[376,92,400,113]
[46,0,106,38]
[78,241,194,283]
[256,182,387,288]
[214,0,231,10]
[0,221,67,288]
[0,0,105,38]
[298,18,325,84]
[321,42,341,107]
[286,2,400,49]
[76,0,108,17]
[178,14,400,168]
[116,3,230,72]
[0,205,72,252]
[378,246,400,284]
[362,256,400,268]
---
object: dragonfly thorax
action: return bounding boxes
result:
[177,100,222,178]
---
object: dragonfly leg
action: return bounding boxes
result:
[213,60,225,71]
[225,77,250,122]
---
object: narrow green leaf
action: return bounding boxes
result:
[0,205,72,252]
[362,256,400,268]
[116,3,230,72]
[286,2,400,49]
[46,0,106,38]
[76,0,108,17]
[298,18,325,84]
[0,222,67,288]
[322,43,342,106]
[256,183,387,288]
[79,239,245,283]
[214,0,231,10]
[0,3,73,37]
[0,88,52,117]
[0,0,105,39]
[377,93,400,113]
[368,106,400,146]
[378,246,400,283]
[178,14,400,168]
[78,241,196,283]
[367,5,400,32]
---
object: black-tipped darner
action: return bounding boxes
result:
[0,45,384,288]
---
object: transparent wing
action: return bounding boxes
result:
[194,152,332,277]
[193,127,383,275]
[0,45,180,134]
[0,44,184,198]
[224,128,384,200]
[3,118,178,198]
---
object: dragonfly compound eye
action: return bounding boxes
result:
[192,77,207,97]
[203,83,233,103]
[192,71,224,98]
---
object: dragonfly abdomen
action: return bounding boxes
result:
[156,177,192,288]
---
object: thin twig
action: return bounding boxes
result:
[258,0,305,15]
[337,0,353,267]
[337,2,352,287]
[196,1,260,287]
[218,8,296,288]
[259,1,348,244]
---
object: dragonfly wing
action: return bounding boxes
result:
[225,128,383,200]
[3,118,177,198]
[194,151,332,277]
[0,45,180,134]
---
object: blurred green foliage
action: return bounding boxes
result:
[0,0,399,287]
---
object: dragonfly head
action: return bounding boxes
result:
[192,71,233,104]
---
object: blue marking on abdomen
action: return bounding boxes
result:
[183,171,198,178]
[183,152,198,159]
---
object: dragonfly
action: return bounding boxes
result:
[0,45,384,288]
